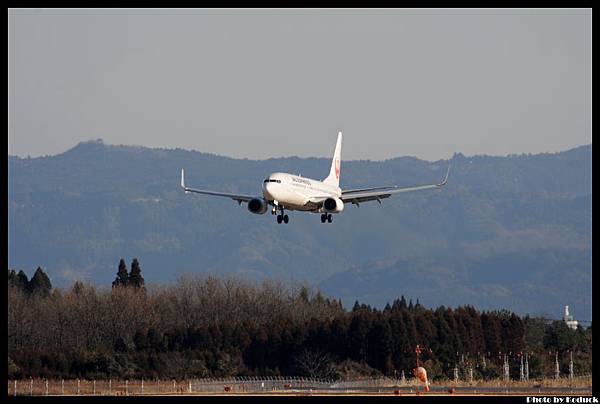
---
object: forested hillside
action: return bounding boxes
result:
[8,140,592,320]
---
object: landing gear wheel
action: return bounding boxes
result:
[327,214,333,223]
[321,214,326,223]
[277,215,283,224]
[283,215,289,224]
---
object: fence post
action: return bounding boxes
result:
[172,379,176,393]
[45,379,49,396]
[14,380,17,397]
[125,380,128,396]
[188,380,192,393]
[93,379,96,395]
[61,379,64,395]
[77,379,80,395]
[109,379,112,395]
[30,377,33,396]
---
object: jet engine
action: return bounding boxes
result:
[247,198,268,214]
[323,197,344,213]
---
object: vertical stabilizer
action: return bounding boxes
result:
[323,131,342,187]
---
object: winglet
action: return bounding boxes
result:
[180,169,188,193]
[437,165,451,186]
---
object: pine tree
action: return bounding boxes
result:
[28,267,52,296]
[72,281,85,296]
[128,258,145,289]
[298,285,310,303]
[114,336,128,353]
[112,258,129,288]
[16,270,30,292]
[368,315,394,374]
[400,295,407,310]
[481,313,503,355]
[8,270,17,288]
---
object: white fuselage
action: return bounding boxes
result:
[262,172,341,212]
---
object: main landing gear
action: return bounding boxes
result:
[320,213,333,223]
[274,205,289,224]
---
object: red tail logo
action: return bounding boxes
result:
[335,159,340,179]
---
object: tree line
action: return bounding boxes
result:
[7,260,592,381]
[8,267,52,296]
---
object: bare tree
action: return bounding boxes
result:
[294,349,338,380]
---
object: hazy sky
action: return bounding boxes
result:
[9,9,591,161]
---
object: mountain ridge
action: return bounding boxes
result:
[10,138,591,163]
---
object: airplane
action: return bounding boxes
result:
[180,131,450,224]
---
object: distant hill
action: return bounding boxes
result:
[8,140,591,320]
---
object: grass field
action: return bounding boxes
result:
[7,376,592,396]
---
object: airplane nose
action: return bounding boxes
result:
[263,182,274,198]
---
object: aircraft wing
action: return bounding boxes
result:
[180,169,255,204]
[340,165,450,205]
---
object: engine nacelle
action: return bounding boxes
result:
[323,197,344,213]
[247,198,268,214]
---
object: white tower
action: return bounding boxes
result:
[563,306,579,330]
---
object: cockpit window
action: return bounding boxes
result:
[263,179,281,183]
